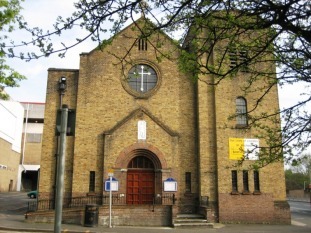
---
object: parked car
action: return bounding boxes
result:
[27,190,37,199]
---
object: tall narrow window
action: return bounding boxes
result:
[185,172,191,193]
[254,170,260,193]
[89,171,95,192]
[138,38,148,51]
[236,97,248,126]
[243,170,249,193]
[231,170,238,194]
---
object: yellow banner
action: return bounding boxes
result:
[229,138,244,160]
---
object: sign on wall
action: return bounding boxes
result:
[138,120,146,140]
[163,178,177,192]
[229,138,260,160]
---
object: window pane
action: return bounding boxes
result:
[89,171,95,192]
[254,171,260,192]
[231,170,238,193]
[128,65,157,93]
[128,156,154,169]
[185,172,191,192]
[243,170,249,192]
[236,97,247,126]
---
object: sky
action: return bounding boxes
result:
[5,0,98,103]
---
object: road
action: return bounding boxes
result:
[290,200,311,227]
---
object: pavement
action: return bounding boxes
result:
[1,212,311,233]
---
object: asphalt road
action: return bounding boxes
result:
[0,192,310,233]
[290,200,311,228]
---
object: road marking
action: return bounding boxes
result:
[291,220,307,227]
[290,207,311,212]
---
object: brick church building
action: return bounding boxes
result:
[34,16,290,226]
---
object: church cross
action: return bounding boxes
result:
[139,65,151,92]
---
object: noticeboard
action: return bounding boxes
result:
[163,178,177,192]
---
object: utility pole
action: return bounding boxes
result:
[54,104,68,233]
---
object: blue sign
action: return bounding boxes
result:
[105,177,119,191]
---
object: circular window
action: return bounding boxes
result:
[126,64,159,97]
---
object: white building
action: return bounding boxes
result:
[17,102,45,191]
[0,100,24,192]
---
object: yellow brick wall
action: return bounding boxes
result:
[0,138,20,192]
[40,22,197,201]
[39,18,287,219]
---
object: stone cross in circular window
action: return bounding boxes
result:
[128,64,158,93]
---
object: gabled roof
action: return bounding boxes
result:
[103,106,179,137]
[83,15,181,55]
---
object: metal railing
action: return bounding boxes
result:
[28,193,175,212]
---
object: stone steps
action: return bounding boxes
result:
[173,214,214,228]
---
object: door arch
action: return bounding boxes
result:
[127,156,155,204]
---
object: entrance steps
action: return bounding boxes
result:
[173,214,214,228]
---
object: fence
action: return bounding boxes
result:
[28,193,175,212]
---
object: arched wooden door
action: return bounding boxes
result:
[127,156,155,204]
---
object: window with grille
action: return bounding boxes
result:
[89,171,95,192]
[231,170,238,193]
[236,97,248,126]
[128,156,154,169]
[185,172,191,192]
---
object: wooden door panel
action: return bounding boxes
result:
[127,170,154,204]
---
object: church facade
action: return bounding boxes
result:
[36,18,290,226]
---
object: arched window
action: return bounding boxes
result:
[127,156,154,169]
[236,97,248,126]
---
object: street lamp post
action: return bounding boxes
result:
[54,77,68,233]
[54,104,68,233]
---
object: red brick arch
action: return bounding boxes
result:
[115,143,167,169]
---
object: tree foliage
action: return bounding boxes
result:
[286,153,311,190]
[0,0,25,99]
[291,153,311,175]
[2,0,311,165]
[285,169,309,190]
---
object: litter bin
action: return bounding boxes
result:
[84,204,99,227]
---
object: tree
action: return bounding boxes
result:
[2,0,311,166]
[286,153,311,190]
[291,153,311,178]
[285,169,308,190]
[0,0,25,99]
